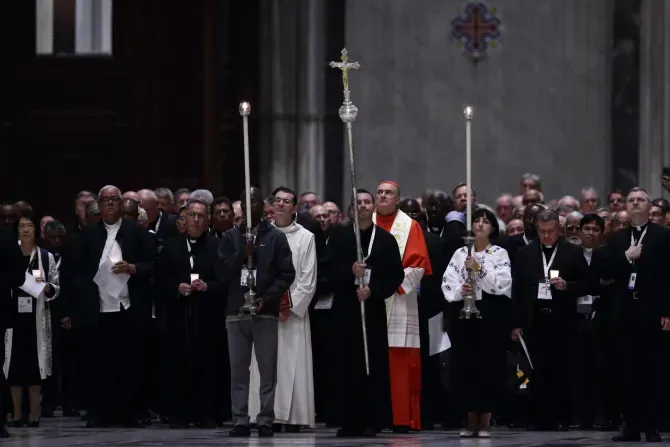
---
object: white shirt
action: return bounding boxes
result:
[442,244,512,301]
[99,220,131,312]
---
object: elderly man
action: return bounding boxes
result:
[374,180,431,433]
[496,194,514,223]
[138,189,177,246]
[72,185,156,428]
[564,211,584,245]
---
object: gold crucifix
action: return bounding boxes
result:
[329,48,360,92]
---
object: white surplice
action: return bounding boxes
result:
[373,210,424,349]
[249,222,317,426]
[441,244,512,302]
[4,247,60,380]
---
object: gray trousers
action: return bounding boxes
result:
[226,315,278,427]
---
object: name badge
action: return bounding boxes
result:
[538,282,552,300]
[240,268,257,287]
[18,296,33,313]
[628,273,637,290]
[355,268,371,286]
[578,295,593,305]
[314,294,334,310]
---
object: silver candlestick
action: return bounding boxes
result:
[460,235,482,319]
[240,231,260,316]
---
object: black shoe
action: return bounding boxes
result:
[229,425,251,437]
[27,420,39,428]
[7,420,22,428]
[258,425,274,437]
[612,430,641,442]
[285,424,300,433]
[646,431,663,442]
[0,427,9,438]
[392,425,410,434]
[362,428,377,437]
[271,423,282,433]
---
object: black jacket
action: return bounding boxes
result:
[510,238,590,331]
[70,219,157,326]
[216,221,295,317]
[0,228,25,330]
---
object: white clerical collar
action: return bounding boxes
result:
[104,219,122,231]
[583,247,593,253]
[634,224,647,231]
[188,239,197,244]
[543,244,553,249]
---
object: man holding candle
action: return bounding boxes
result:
[71,185,156,428]
[248,186,317,432]
[215,186,295,438]
[510,209,589,431]
[157,198,226,428]
[373,181,432,433]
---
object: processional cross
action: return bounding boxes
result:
[329,48,360,95]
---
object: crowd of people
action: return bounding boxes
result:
[0,173,668,442]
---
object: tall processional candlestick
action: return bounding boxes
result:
[329,48,370,375]
[238,101,259,316]
[460,106,481,319]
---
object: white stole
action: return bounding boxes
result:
[372,210,412,320]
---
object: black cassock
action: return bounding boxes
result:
[157,231,227,426]
[327,223,404,431]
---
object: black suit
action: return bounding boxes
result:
[151,211,179,249]
[511,238,589,427]
[604,222,670,433]
[157,232,227,426]
[71,219,156,424]
[419,230,447,427]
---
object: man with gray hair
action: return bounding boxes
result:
[580,187,600,213]
[510,208,589,431]
[190,189,214,207]
[138,189,177,245]
[72,185,156,428]
[85,201,102,225]
[520,173,542,193]
[564,211,584,245]
[154,188,175,214]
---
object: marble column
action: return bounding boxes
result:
[259,0,327,197]
[75,0,113,54]
[638,0,670,198]
[35,0,54,54]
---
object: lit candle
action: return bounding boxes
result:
[463,106,474,233]
[239,102,252,228]
[190,273,199,283]
[550,270,560,279]
[109,256,121,265]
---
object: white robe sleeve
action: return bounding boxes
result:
[475,246,512,298]
[400,267,424,295]
[289,232,317,318]
[442,248,467,302]
[45,252,60,301]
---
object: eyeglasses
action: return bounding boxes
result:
[186,212,207,220]
[100,196,121,204]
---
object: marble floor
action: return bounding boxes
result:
[0,419,663,447]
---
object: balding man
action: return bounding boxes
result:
[122,191,141,204]
[522,189,543,207]
[612,210,631,232]
[374,180,431,433]
[299,192,321,209]
[322,202,342,226]
[138,189,177,246]
[580,187,600,213]
[71,185,156,428]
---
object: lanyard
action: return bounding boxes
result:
[186,238,195,270]
[155,212,162,235]
[523,234,530,245]
[542,246,558,280]
[630,225,648,246]
[26,248,37,274]
[357,225,376,262]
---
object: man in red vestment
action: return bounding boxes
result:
[373,181,432,432]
